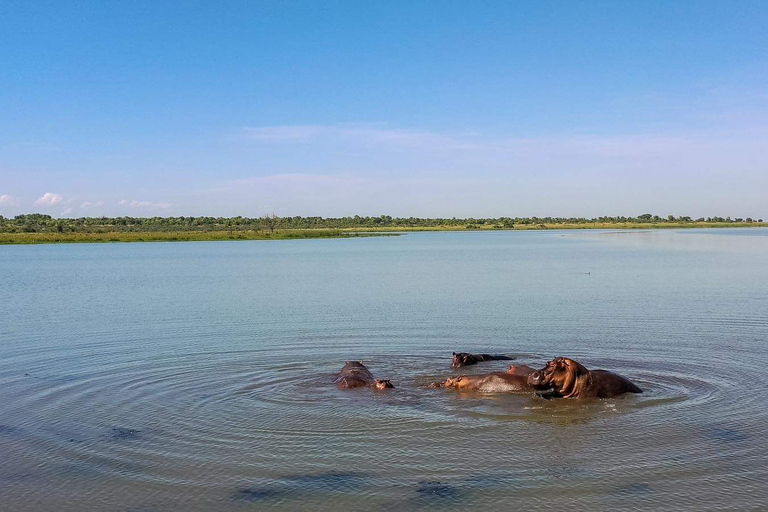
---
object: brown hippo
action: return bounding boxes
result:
[452,352,515,368]
[527,357,642,398]
[507,364,535,377]
[441,372,533,393]
[334,361,394,390]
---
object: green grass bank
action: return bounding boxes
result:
[0,229,394,245]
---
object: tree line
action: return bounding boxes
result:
[0,213,763,234]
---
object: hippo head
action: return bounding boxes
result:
[528,357,589,396]
[444,376,461,387]
[372,379,394,390]
[451,352,471,368]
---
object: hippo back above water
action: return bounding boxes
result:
[507,364,535,377]
[334,361,394,390]
[441,372,533,393]
[452,352,515,368]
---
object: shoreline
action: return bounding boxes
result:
[343,222,767,232]
[0,230,396,245]
[0,223,766,245]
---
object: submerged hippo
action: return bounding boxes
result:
[507,364,535,377]
[527,357,642,399]
[441,372,533,393]
[452,352,515,368]
[334,361,394,390]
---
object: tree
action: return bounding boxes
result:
[261,213,278,233]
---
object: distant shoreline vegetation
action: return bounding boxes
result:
[0,213,765,245]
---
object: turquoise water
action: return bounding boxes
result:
[1,229,767,511]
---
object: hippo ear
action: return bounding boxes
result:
[359,360,364,364]
[452,352,456,356]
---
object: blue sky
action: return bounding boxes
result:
[1,1,767,218]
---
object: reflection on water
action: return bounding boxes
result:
[1,229,767,511]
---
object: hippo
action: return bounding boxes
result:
[451,352,515,368]
[441,372,533,393]
[334,361,394,390]
[507,364,535,377]
[527,357,642,399]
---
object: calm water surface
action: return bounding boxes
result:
[1,229,767,511]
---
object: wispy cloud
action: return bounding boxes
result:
[243,124,480,151]
[61,207,74,216]
[0,194,20,207]
[227,173,361,188]
[117,199,173,211]
[488,134,706,158]
[80,200,105,209]
[202,172,495,217]
[33,192,63,206]
[242,123,768,163]
[213,121,768,217]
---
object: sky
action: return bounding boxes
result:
[1,0,767,219]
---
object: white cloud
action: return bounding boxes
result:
[117,199,173,211]
[0,194,20,206]
[33,192,63,206]
[80,200,105,208]
[61,207,74,216]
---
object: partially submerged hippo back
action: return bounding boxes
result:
[507,364,535,377]
[442,372,532,393]
[334,361,394,390]
[452,352,515,368]
[528,357,642,399]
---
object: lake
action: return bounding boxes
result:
[1,229,767,511]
